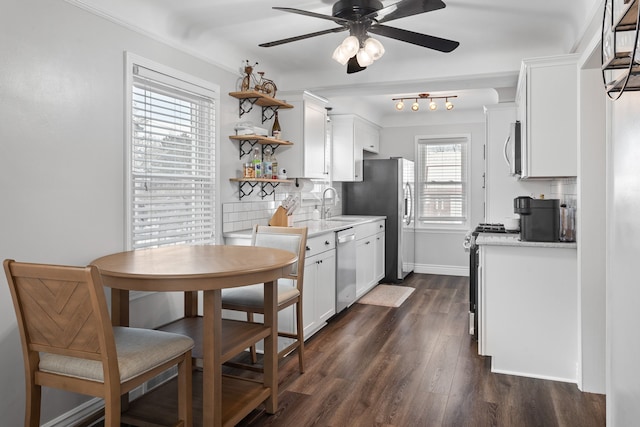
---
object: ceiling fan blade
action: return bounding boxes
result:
[259,27,348,47]
[363,0,446,24]
[369,24,459,52]
[347,55,367,74]
[272,7,351,25]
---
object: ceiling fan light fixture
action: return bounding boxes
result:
[332,45,351,65]
[363,37,385,60]
[341,35,360,57]
[356,48,374,67]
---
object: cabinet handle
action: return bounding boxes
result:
[379,224,383,228]
[366,240,371,244]
[325,241,330,245]
[306,246,311,251]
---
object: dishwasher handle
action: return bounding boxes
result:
[337,233,355,244]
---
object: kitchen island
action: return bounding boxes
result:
[476,233,578,383]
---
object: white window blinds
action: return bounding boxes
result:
[128,63,216,249]
[417,137,468,223]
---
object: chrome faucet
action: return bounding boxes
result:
[321,187,338,219]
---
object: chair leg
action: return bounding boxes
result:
[103,387,121,427]
[295,300,305,373]
[25,381,41,427]
[178,352,193,427]
[247,312,258,364]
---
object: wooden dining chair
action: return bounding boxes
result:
[221,225,308,373]
[3,259,194,427]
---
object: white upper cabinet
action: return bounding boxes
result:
[331,114,381,182]
[517,54,579,178]
[277,91,329,179]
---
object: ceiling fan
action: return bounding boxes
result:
[259,0,459,74]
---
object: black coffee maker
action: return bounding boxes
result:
[514,196,560,242]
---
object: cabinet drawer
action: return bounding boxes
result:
[355,220,385,239]
[305,233,335,258]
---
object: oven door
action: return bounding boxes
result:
[469,243,479,339]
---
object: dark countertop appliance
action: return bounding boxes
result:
[514,196,559,242]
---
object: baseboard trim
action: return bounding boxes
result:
[42,398,103,427]
[414,263,468,277]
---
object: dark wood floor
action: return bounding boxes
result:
[93,273,606,426]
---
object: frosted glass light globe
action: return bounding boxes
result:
[363,37,385,60]
[341,36,360,57]
[356,49,374,67]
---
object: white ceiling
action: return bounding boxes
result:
[70,0,601,121]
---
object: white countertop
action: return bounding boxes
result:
[476,232,577,249]
[223,215,387,239]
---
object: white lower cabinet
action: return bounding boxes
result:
[356,237,375,298]
[374,229,385,283]
[355,220,385,298]
[480,243,577,382]
[303,232,336,339]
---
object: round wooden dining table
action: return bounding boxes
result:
[91,244,297,427]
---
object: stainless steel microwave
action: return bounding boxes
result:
[503,121,522,176]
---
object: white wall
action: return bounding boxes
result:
[373,110,487,275]
[0,0,239,424]
[608,84,640,426]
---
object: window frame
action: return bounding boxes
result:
[124,52,221,251]
[414,134,470,230]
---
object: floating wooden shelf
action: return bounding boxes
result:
[614,0,638,32]
[229,134,293,146]
[229,90,293,121]
[229,90,293,109]
[229,178,293,184]
[602,0,640,96]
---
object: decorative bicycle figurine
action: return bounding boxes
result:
[240,60,277,98]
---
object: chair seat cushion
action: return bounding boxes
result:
[222,281,300,308]
[39,327,194,382]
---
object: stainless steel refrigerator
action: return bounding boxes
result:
[342,158,415,282]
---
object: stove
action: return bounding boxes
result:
[473,223,507,234]
[464,222,507,340]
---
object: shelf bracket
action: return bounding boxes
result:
[259,181,279,198]
[238,97,258,117]
[262,106,278,122]
[236,139,259,159]
[238,181,259,199]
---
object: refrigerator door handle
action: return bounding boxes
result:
[404,183,413,226]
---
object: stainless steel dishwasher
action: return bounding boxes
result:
[336,227,356,313]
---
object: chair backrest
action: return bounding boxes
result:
[3,260,118,380]
[251,225,308,290]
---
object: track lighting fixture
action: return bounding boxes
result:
[391,93,458,112]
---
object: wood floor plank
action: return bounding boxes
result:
[86,273,605,427]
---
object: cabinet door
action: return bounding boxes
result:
[331,115,356,181]
[519,55,578,178]
[277,92,328,179]
[315,249,336,324]
[302,255,318,338]
[374,231,385,282]
[356,236,375,297]
[303,101,328,178]
[359,119,380,153]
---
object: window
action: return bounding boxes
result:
[416,136,469,225]
[125,54,218,249]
